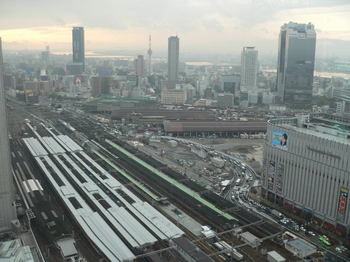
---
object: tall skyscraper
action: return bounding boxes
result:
[91,76,112,97]
[0,38,16,232]
[72,27,85,72]
[41,45,50,65]
[168,36,179,89]
[134,55,145,76]
[147,35,152,76]
[240,47,258,91]
[276,22,316,104]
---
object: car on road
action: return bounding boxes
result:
[335,245,348,253]
[306,231,316,237]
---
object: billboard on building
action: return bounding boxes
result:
[338,188,348,221]
[272,130,288,150]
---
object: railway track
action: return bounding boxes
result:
[58,112,282,236]
[90,142,283,262]
[98,137,281,233]
[56,111,284,260]
[20,109,285,261]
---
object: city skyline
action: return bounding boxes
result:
[1,1,350,261]
[0,0,349,58]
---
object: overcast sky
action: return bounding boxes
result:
[0,0,349,58]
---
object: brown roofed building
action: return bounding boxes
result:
[164,120,267,137]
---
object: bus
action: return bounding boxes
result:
[319,236,331,247]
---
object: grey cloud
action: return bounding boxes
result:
[1,0,349,58]
[1,0,349,31]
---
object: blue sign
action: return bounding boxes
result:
[272,130,288,150]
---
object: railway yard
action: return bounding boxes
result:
[6,100,349,262]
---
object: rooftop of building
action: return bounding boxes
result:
[112,108,216,121]
[161,88,186,93]
[267,251,285,261]
[270,114,350,145]
[164,119,267,133]
[282,21,315,31]
[172,236,214,262]
[86,96,156,105]
[243,46,257,51]
[218,93,234,97]
[56,237,78,258]
[285,238,316,253]
[0,239,35,262]
[240,231,260,242]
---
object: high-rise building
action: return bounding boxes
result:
[91,76,112,97]
[72,27,85,72]
[134,55,145,76]
[336,101,346,115]
[240,47,258,91]
[41,45,50,65]
[217,93,234,108]
[168,36,180,89]
[248,92,258,105]
[221,74,240,97]
[0,38,16,232]
[161,89,186,105]
[276,22,316,104]
[147,35,152,76]
[262,114,350,236]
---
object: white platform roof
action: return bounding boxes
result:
[22,137,48,157]
[56,135,82,152]
[24,131,184,254]
[54,153,157,248]
[41,137,66,155]
[267,251,286,262]
[32,155,135,262]
[133,202,184,239]
[77,151,184,239]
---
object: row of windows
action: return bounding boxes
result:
[264,147,349,224]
